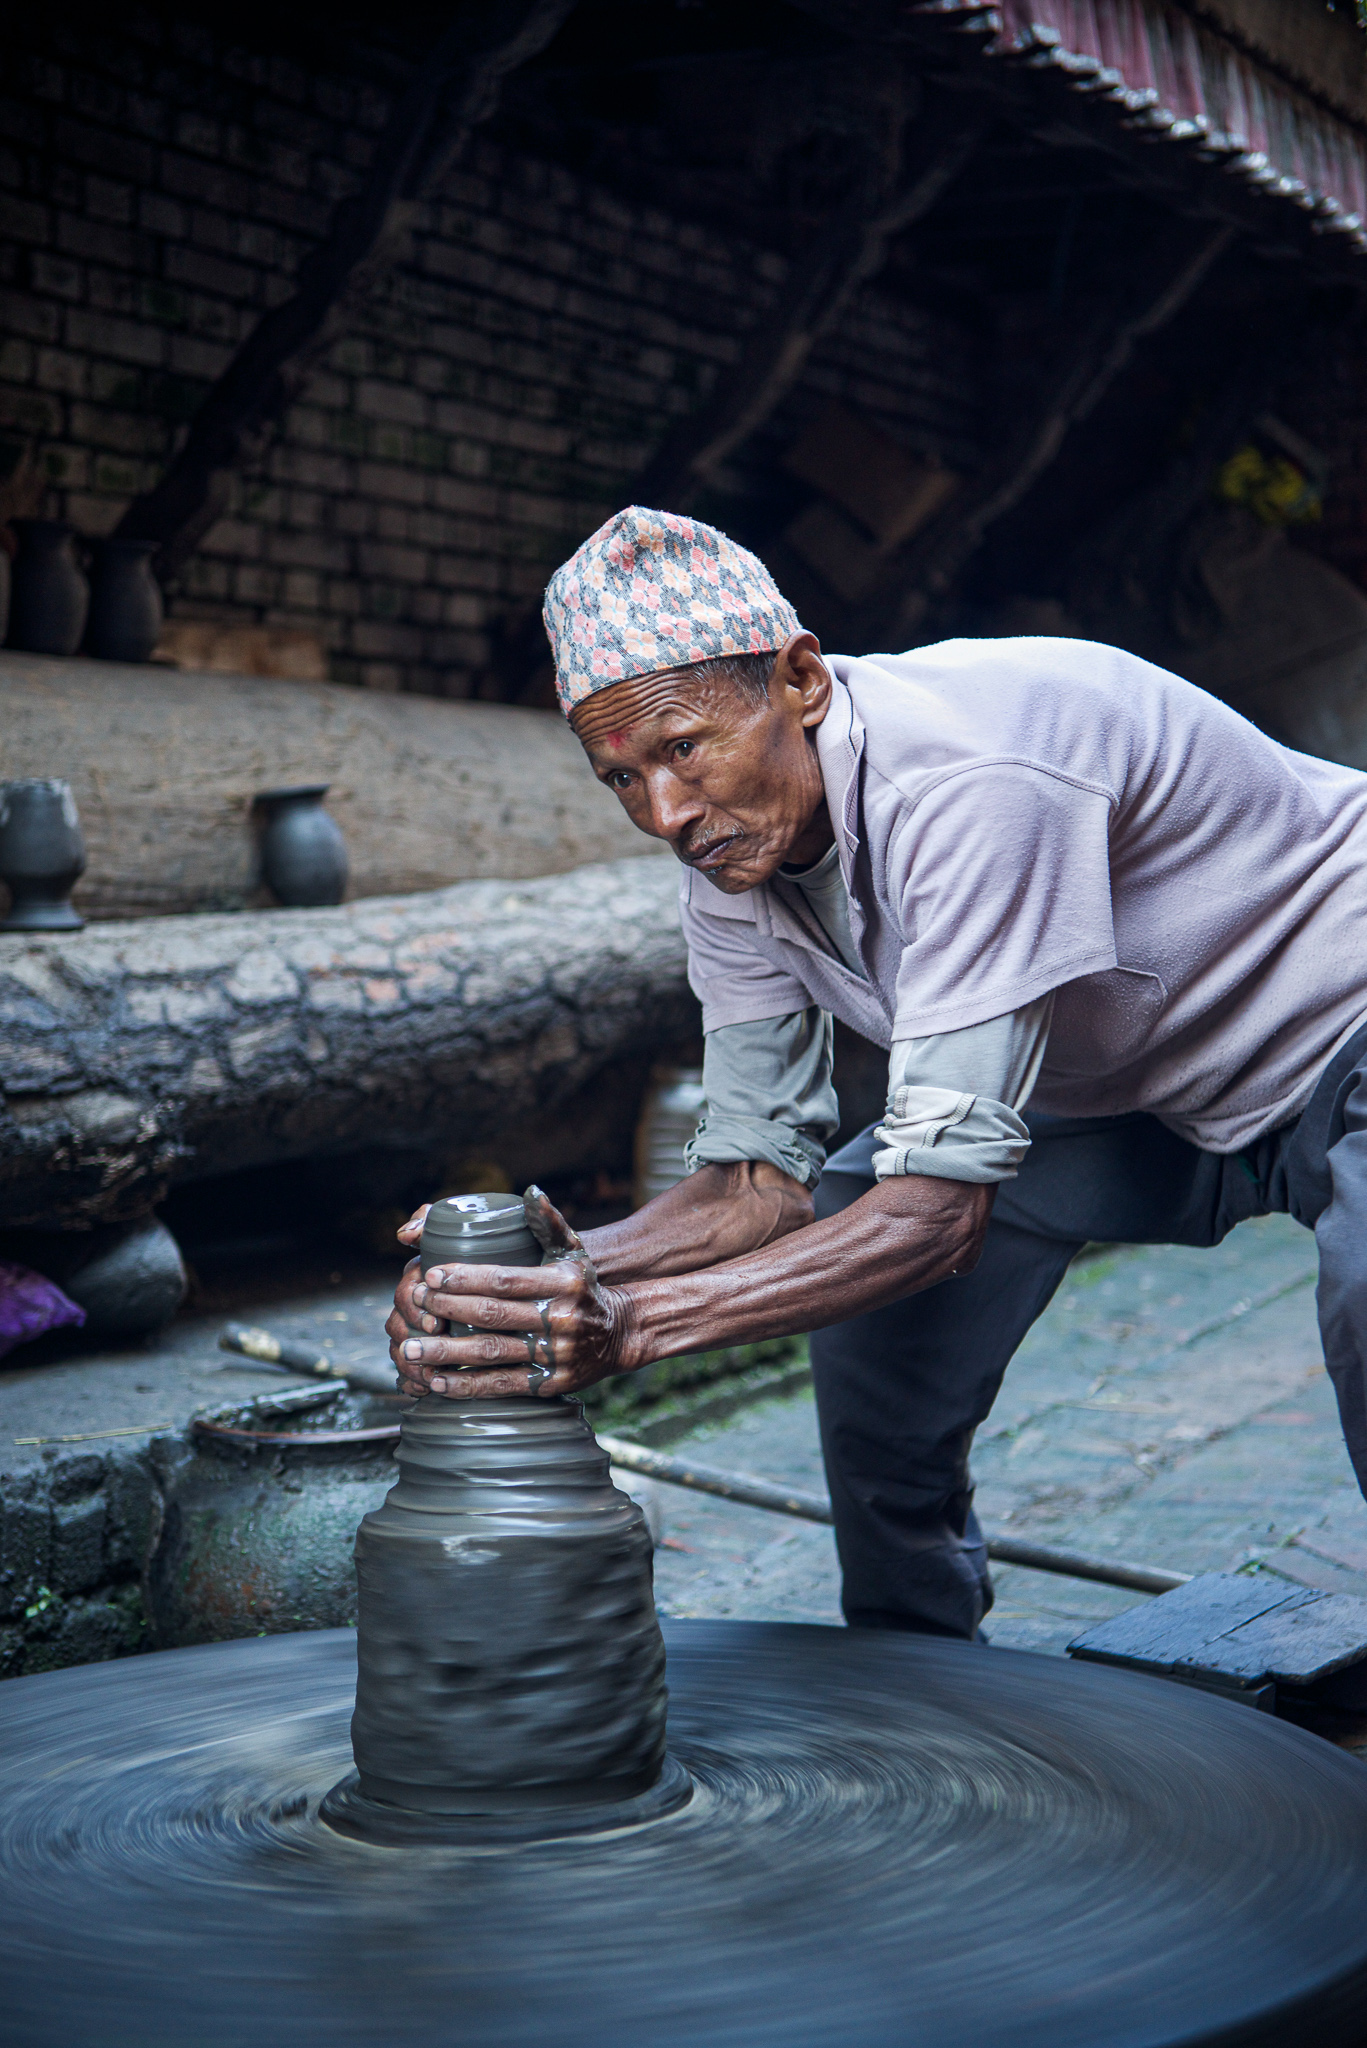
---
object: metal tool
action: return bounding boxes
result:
[595,1434,1190,1596]
[218,1323,398,1396]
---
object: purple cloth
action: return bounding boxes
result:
[0,1262,85,1359]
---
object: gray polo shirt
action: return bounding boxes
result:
[682,640,1367,1159]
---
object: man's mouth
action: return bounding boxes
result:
[681,833,743,871]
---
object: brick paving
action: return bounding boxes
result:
[651,1212,1367,1656]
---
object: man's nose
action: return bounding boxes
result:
[642,768,706,841]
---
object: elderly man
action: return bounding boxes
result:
[391,506,1367,1641]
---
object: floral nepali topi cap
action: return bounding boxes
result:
[543,505,800,715]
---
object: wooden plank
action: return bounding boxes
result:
[1223,1593,1367,1686]
[1070,1570,1367,1688]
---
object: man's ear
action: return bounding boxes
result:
[771,631,829,729]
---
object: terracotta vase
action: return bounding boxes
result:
[84,537,163,663]
[6,519,89,656]
[0,777,86,931]
[254,784,348,907]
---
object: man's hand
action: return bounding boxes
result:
[386,1186,639,1401]
[385,1169,993,1403]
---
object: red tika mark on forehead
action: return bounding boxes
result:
[608,731,626,748]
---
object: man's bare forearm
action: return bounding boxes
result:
[614,1177,993,1368]
[581,1160,813,1283]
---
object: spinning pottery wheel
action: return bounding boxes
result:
[4,1621,1367,2047]
[7,1203,1367,2048]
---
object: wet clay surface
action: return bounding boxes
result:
[349,1395,666,1812]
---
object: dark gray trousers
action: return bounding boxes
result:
[810,1019,1367,1640]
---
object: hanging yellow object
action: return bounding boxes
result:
[1215,443,1322,526]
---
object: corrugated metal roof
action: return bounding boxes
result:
[912,0,1367,251]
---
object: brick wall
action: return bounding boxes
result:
[0,13,981,696]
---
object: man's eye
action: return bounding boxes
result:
[609,771,632,790]
[674,740,695,759]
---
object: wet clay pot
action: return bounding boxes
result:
[0,777,86,931]
[6,518,89,655]
[255,784,348,907]
[344,1193,668,1822]
[415,1188,542,1325]
[145,1389,400,1647]
[83,537,163,663]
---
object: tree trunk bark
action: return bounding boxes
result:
[0,858,693,1229]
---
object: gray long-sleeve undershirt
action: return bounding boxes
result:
[684,846,1053,1187]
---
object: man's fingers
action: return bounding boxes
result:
[400,1332,555,1369]
[410,1290,566,1333]
[425,1365,567,1400]
[394,1257,423,1317]
[416,1261,580,1302]
[396,1203,431,1246]
[522,1183,585,1259]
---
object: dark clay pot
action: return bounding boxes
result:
[83,537,163,663]
[403,1186,542,1349]
[255,784,348,907]
[145,1390,399,1648]
[60,1215,187,1337]
[6,518,89,656]
[0,777,86,931]
[349,1396,667,1818]
[344,1191,668,1824]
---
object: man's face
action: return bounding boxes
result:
[572,635,833,895]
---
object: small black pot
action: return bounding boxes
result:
[84,537,163,663]
[61,1215,187,1337]
[255,784,348,907]
[6,519,89,656]
[0,777,86,931]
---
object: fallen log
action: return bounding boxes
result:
[0,652,656,921]
[0,857,694,1229]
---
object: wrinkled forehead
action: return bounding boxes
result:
[572,667,737,756]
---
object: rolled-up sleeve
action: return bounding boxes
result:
[686,1009,839,1188]
[874,995,1054,1184]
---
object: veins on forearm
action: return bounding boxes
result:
[580,1161,812,1284]
[618,1180,993,1367]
